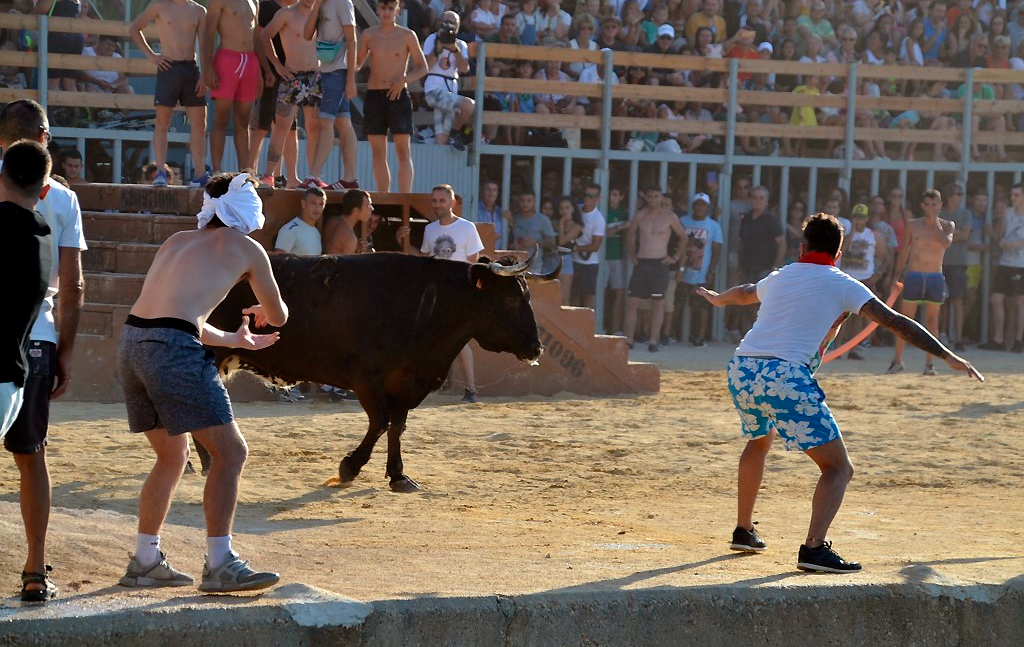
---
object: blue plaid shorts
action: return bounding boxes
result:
[726,356,842,451]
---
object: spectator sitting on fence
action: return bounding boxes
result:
[81,36,135,97]
[486,14,522,77]
[784,74,822,157]
[275,186,326,255]
[33,0,84,93]
[688,27,722,88]
[322,189,375,254]
[423,11,475,150]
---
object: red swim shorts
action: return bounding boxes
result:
[209,49,261,102]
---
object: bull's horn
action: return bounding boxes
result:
[527,254,561,281]
[489,245,538,276]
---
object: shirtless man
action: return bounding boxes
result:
[887,188,954,375]
[624,186,687,352]
[356,0,428,192]
[117,173,288,593]
[130,0,209,187]
[322,189,374,254]
[203,0,262,174]
[259,0,323,188]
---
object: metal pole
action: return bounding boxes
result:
[469,43,487,223]
[592,48,616,333]
[960,67,975,189]
[38,16,49,108]
[842,62,858,192]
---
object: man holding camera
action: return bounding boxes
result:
[423,11,475,151]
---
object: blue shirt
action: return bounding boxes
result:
[679,215,723,284]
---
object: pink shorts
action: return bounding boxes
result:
[210,49,261,102]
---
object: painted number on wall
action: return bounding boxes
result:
[537,324,585,378]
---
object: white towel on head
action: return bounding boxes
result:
[196,174,265,234]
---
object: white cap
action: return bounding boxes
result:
[692,192,711,206]
[758,42,773,53]
[657,24,674,38]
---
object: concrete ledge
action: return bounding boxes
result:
[2,580,1021,646]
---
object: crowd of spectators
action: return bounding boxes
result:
[418,0,1024,159]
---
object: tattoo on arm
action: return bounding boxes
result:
[860,298,949,359]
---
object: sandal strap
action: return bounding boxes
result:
[21,564,54,584]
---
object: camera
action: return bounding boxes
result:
[438,25,458,45]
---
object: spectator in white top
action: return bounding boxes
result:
[275,187,326,255]
[81,36,134,95]
[536,0,571,44]
[423,12,476,150]
[571,183,607,308]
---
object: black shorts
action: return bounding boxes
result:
[571,263,599,301]
[255,75,298,132]
[629,259,671,299]
[993,265,1024,297]
[362,88,413,136]
[155,60,206,108]
[679,281,712,311]
[48,33,83,80]
[4,341,56,455]
[942,265,968,300]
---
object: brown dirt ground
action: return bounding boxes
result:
[0,343,1021,604]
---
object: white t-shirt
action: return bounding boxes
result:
[316,0,356,73]
[568,38,598,77]
[736,263,875,365]
[421,216,484,262]
[275,217,322,255]
[32,177,88,344]
[422,34,470,94]
[576,66,618,105]
[573,207,606,265]
[536,9,571,35]
[82,47,120,85]
[999,210,1024,268]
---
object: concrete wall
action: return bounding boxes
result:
[2,581,1021,646]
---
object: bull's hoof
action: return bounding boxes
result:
[389,476,421,493]
[339,458,359,484]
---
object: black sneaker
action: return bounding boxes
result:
[797,541,862,573]
[1012,340,1024,354]
[730,526,766,552]
[978,341,1005,351]
[461,388,479,404]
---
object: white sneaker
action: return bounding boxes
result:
[118,552,193,588]
[199,551,280,593]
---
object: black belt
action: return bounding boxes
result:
[125,314,201,340]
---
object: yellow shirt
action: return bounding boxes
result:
[684,13,726,45]
[790,85,819,126]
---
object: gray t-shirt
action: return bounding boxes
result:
[512,213,556,271]
[941,207,971,266]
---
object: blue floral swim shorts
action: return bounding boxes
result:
[726,356,842,451]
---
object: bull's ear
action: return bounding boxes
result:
[468,263,493,290]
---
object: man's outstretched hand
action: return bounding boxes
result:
[944,353,985,382]
[234,314,280,350]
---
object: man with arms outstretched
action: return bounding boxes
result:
[700,213,982,573]
[117,173,288,593]
[130,0,210,186]
[204,0,263,174]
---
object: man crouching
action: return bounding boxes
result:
[117,173,288,593]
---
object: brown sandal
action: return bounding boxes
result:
[20,565,58,602]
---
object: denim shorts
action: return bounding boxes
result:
[727,356,842,452]
[319,68,351,120]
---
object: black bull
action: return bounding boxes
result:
[203,250,558,492]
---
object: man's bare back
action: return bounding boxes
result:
[209,0,259,52]
[360,24,421,90]
[131,228,285,331]
[266,0,318,71]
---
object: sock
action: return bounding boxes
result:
[206,535,233,569]
[135,533,160,566]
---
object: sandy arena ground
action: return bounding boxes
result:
[0,343,1021,605]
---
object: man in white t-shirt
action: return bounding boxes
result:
[0,100,87,601]
[422,12,475,150]
[304,0,359,190]
[399,184,485,402]
[571,183,606,308]
[81,36,134,95]
[275,187,326,255]
[699,213,981,574]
